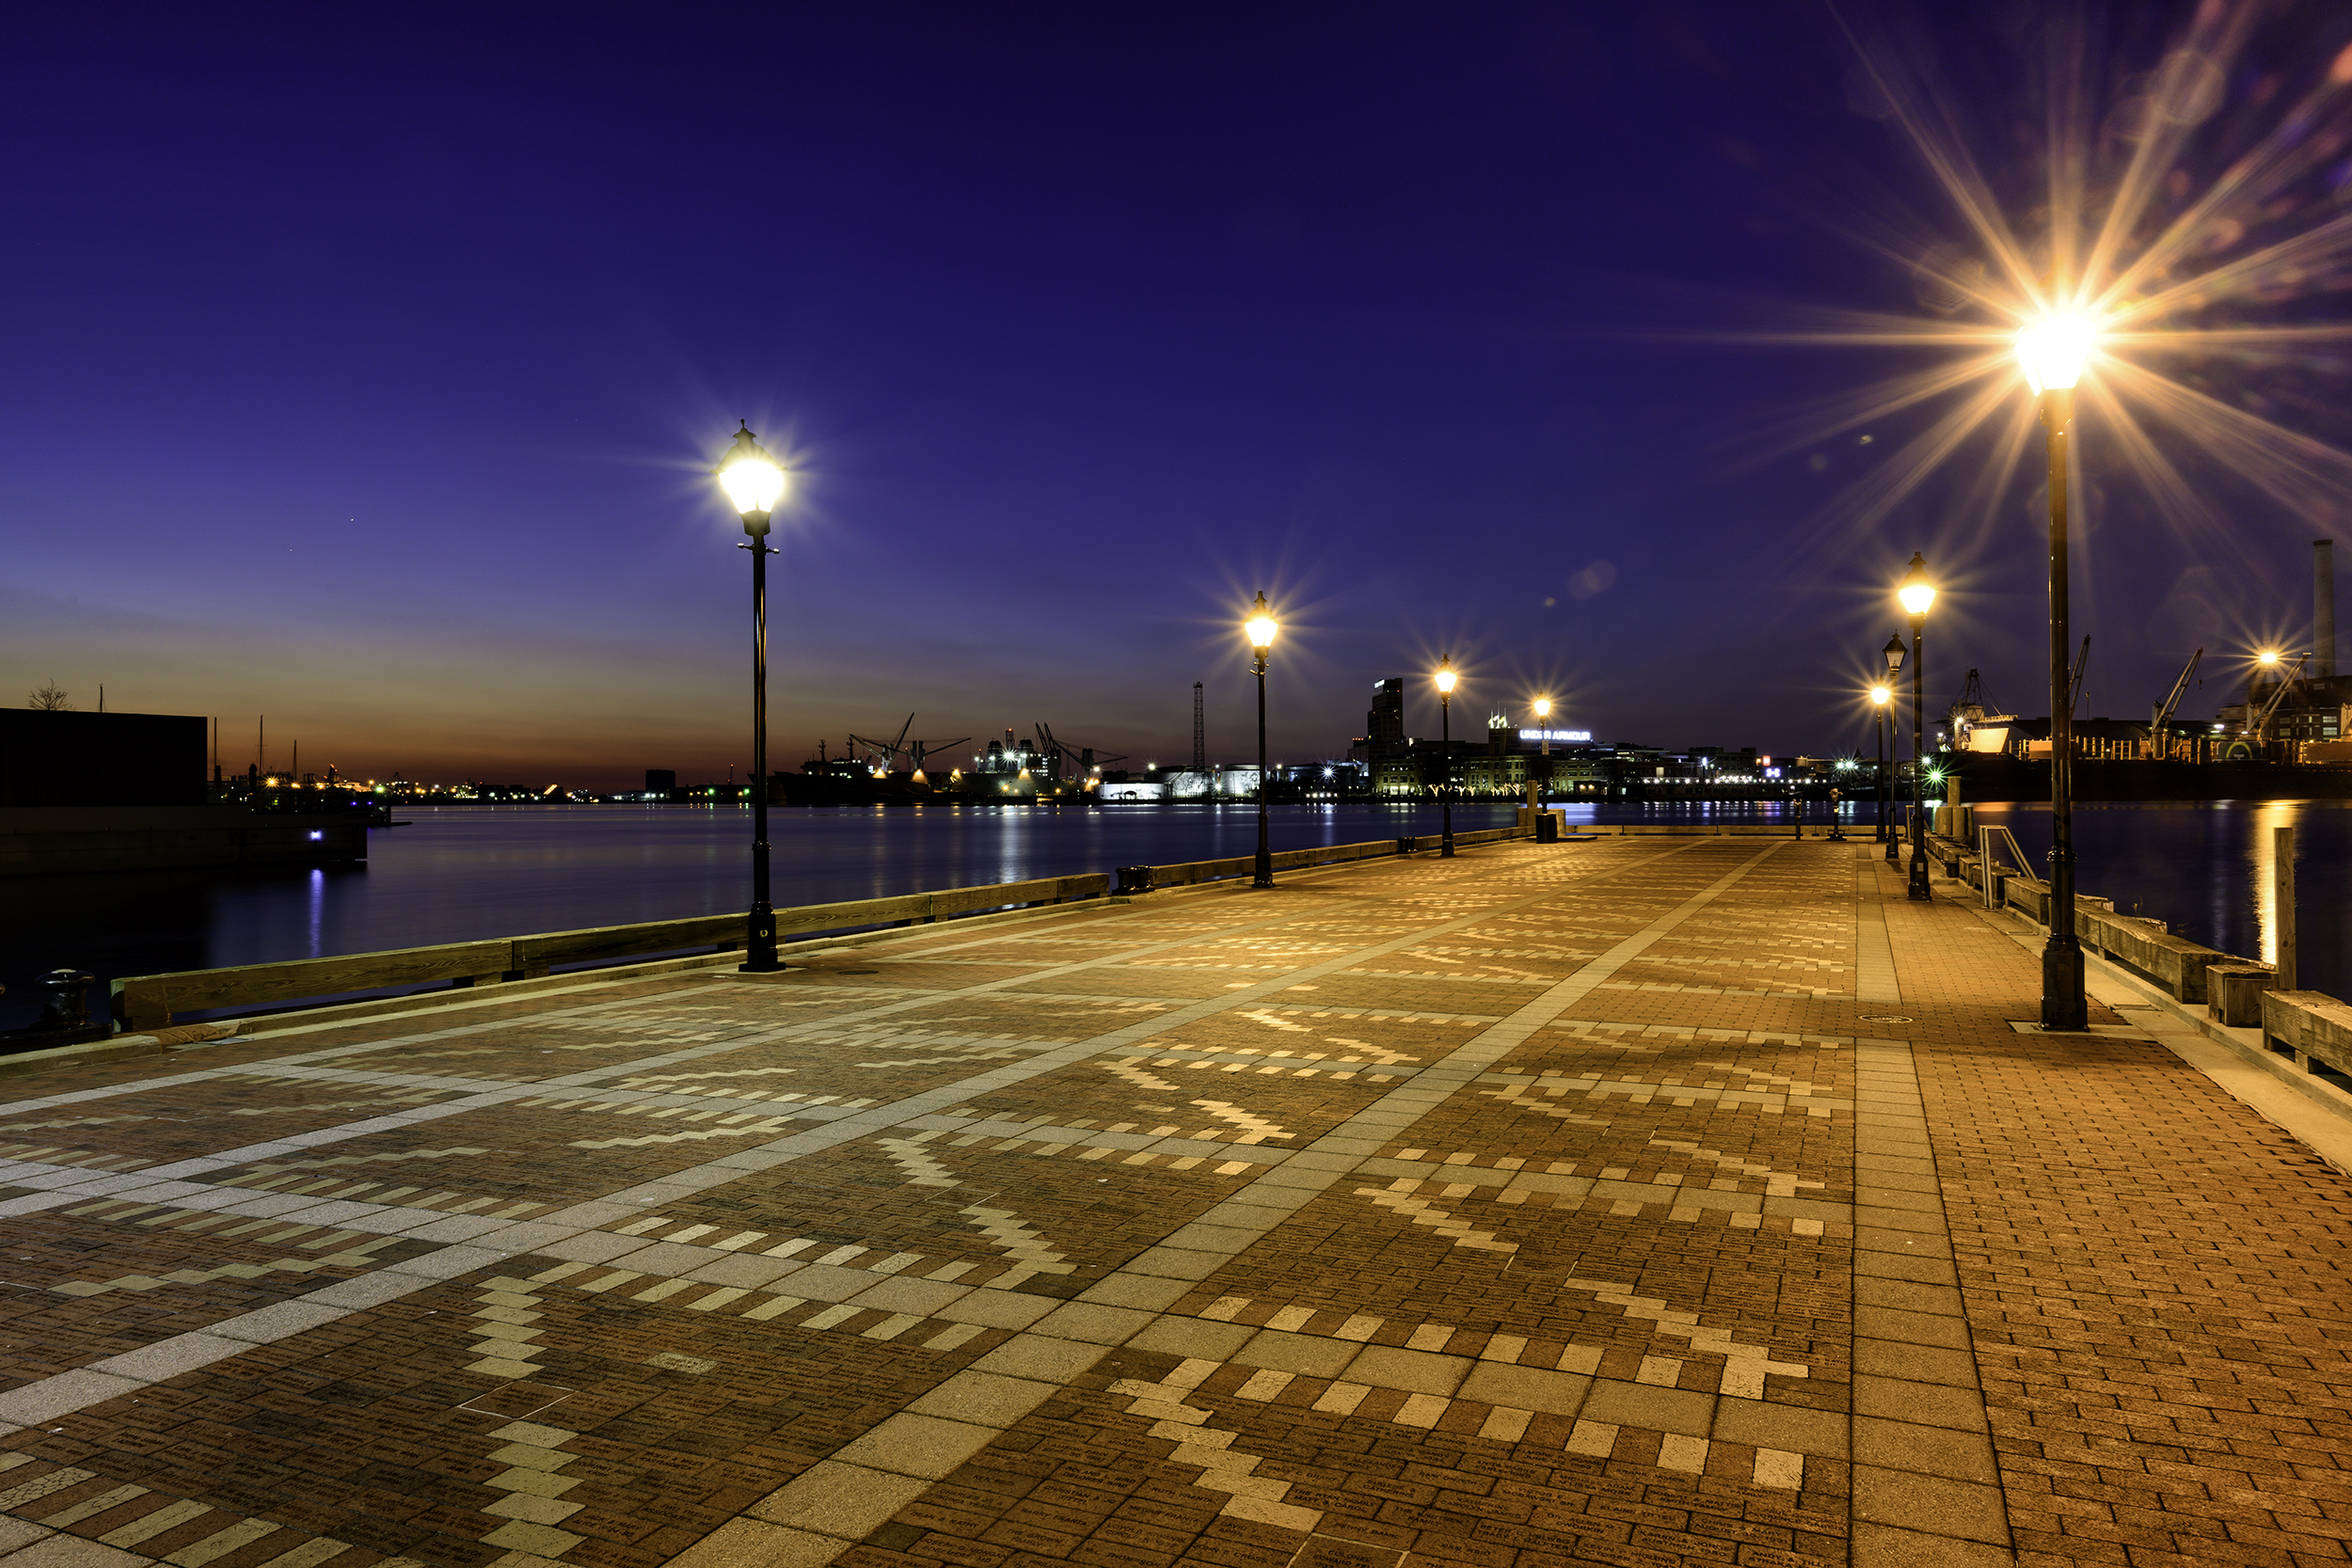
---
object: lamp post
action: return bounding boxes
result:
[1247,593,1278,888]
[1882,637,1905,863]
[1869,682,1892,846]
[1899,557,1936,901]
[1436,658,1457,857]
[715,423,787,973]
[2017,313,2096,1030]
[1528,696,1551,809]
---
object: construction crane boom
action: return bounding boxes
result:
[2249,652,2310,744]
[846,716,970,774]
[2067,636,2090,718]
[2150,648,2203,759]
[1034,722,1128,773]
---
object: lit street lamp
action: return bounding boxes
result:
[2017,312,2096,1029]
[1247,593,1278,888]
[1898,557,1935,901]
[1880,638,1905,863]
[715,422,788,973]
[1869,680,1893,847]
[1436,658,1457,857]
[1528,696,1551,809]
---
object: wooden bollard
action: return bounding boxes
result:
[2276,824,2297,992]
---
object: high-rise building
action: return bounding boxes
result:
[1366,679,1405,759]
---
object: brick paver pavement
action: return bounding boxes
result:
[0,836,2345,1568]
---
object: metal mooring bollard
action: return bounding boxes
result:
[37,970,95,1030]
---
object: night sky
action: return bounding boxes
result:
[8,2,2348,787]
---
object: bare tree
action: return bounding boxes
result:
[28,682,72,710]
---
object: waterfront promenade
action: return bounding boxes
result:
[0,838,2346,1568]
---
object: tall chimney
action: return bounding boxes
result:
[2317,539,2338,678]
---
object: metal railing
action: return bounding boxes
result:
[1977,824,2034,910]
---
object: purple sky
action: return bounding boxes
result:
[7,2,2346,786]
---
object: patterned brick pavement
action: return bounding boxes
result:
[0,837,2345,1568]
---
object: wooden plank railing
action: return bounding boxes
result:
[112,872,1110,1030]
[2259,990,2352,1084]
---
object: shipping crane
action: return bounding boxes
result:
[1034,722,1128,782]
[2247,652,2310,747]
[846,715,971,778]
[2148,648,2203,760]
[2068,636,2090,718]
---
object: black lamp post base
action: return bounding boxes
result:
[2040,939,2087,1031]
[1906,853,1931,901]
[740,908,782,973]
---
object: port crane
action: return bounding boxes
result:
[1034,722,1127,779]
[846,715,971,777]
[2148,648,2203,760]
[2245,652,2310,748]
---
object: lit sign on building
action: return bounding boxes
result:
[1524,729,1592,742]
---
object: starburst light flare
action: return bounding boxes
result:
[1732,8,2352,562]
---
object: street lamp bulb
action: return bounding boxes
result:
[2013,311,2097,395]
[1898,552,1935,618]
[1870,685,1890,705]
[1434,659,1456,695]
[2259,649,2280,665]
[1245,591,1278,649]
[715,422,787,517]
[1532,697,1550,719]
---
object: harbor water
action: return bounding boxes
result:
[0,799,2343,1031]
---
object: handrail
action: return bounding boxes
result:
[1978,824,2033,909]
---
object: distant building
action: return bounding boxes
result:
[645,769,676,794]
[1365,679,1405,759]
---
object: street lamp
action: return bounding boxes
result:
[1436,658,1457,856]
[1881,637,1905,863]
[1898,557,1935,901]
[1869,681,1892,846]
[716,422,787,973]
[1528,696,1551,809]
[1247,592,1278,888]
[2017,311,2097,1029]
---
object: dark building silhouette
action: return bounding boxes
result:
[0,710,207,807]
[1366,679,1405,759]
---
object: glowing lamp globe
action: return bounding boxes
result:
[1870,684,1891,705]
[1435,659,1456,695]
[716,422,787,518]
[1245,592,1278,650]
[1533,697,1550,720]
[2014,313,2097,395]
[2259,649,2281,666]
[1898,553,1936,618]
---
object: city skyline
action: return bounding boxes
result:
[8,4,2350,789]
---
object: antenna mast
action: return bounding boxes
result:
[1192,682,1205,771]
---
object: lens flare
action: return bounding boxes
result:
[1726,15,2352,555]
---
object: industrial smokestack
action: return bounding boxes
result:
[2317,539,2338,678]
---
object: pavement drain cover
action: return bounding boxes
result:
[645,1352,719,1375]
[1857,1016,1914,1023]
